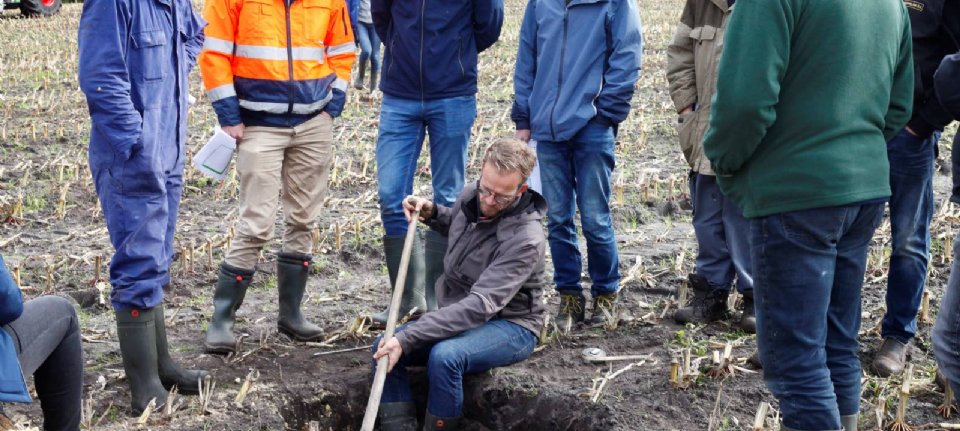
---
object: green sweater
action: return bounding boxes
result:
[702,0,914,218]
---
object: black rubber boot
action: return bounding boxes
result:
[369,68,380,93]
[115,307,170,415]
[739,290,757,334]
[354,60,366,90]
[423,412,461,431]
[378,402,418,431]
[276,252,324,341]
[204,263,254,354]
[673,274,730,324]
[371,235,427,325]
[423,230,447,312]
[155,304,208,394]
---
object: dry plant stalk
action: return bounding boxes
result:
[234,369,259,406]
[940,381,955,418]
[136,398,157,428]
[163,386,178,416]
[920,291,931,324]
[335,222,342,252]
[752,402,769,431]
[669,358,680,387]
[890,364,913,431]
[706,343,735,379]
[197,375,214,416]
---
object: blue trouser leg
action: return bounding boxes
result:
[883,128,938,343]
[425,95,475,207]
[376,96,427,236]
[753,203,883,430]
[356,23,372,67]
[537,138,581,295]
[690,172,754,293]
[571,121,619,295]
[363,22,381,71]
[373,321,537,417]
[161,144,185,288]
[934,231,960,393]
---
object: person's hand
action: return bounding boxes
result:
[222,124,245,141]
[373,336,404,372]
[515,129,531,143]
[679,105,695,115]
[402,196,434,222]
[320,111,333,120]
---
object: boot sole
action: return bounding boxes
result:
[367,312,424,331]
[277,325,325,342]
[161,381,201,395]
[203,342,236,355]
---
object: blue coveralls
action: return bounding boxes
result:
[78,0,205,310]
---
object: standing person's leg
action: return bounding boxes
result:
[424,320,537,428]
[826,203,884,431]
[366,22,382,91]
[355,24,372,89]
[536,140,584,323]
[423,95,476,311]
[753,206,851,431]
[4,296,82,431]
[274,113,336,341]
[675,172,735,325]
[877,129,937,376]
[373,96,428,323]
[721,191,755,332]
[206,126,288,353]
[569,121,620,324]
[933,229,960,401]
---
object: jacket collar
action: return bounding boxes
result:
[461,181,546,226]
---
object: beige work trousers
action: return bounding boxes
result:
[224,113,334,269]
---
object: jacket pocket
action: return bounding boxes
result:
[302,0,334,44]
[130,30,168,82]
[119,111,164,196]
[238,0,277,43]
[677,111,697,166]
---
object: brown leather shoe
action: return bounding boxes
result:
[872,338,909,377]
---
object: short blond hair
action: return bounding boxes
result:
[482,138,537,181]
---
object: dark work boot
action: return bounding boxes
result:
[587,291,618,326]
[556,293,586,326]
[155,304,208,394]
[115,307,170,415]
[204,263,254,354]
[378,402,418,431]
[840,414,858,431]
[423,412,461,431]
[747,350,763,369]
[423,230,447,312]
[872,338,909,377]
[369,68,380,93]
[673,274,730,324]
[354,60,366,90]
[371,235,427,326]
[276,252,324,341]
[739,290,757,334]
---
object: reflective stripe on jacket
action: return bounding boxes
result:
[199,0,356,127]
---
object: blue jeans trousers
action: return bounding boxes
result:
[355,21,381,72]
[753,203,884,430]
[883,128,939,343]
[689,172,753,293]
[376,95,477,236]
[934,230,960,398]
[373,319,537,417]
[537,120,620,296]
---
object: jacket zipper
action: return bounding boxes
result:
[284,0,294,115]
[419,0,427,101]
[548,6,569,142]
[457,38,465,77]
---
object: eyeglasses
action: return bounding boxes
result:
[477,181,520,206]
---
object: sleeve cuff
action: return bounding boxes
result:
[514,119,531,130]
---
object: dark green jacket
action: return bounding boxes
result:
[702,0,914,218]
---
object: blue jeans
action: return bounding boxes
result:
[753,203,884,431]
[373,319,537,417]
[376,95,477,236]
[689,173,753,293]
[934,231,960,398]
[537,120,620,296]
[883,128,939,343]
[355,21,381,72]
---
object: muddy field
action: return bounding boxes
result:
[1,1,960,430]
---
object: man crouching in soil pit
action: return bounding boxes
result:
[371,138,546,431]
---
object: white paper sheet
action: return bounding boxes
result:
[192,129,237,181]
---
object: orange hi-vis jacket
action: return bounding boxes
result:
[199,0,356,127]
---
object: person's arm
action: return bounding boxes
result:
[78,0,142,159]
[323,0,357,118]
[703,0,794,176]
[511,0,537,136]
[0,257,23,327]
[595,0,642,127]
[198,0,243,131]
[665,0,697,114]
[884,6,915,141]
[393,236,545,353]
[371,0,391,42]
[935,52,960,120]
[183,5,207,75]
[473,0,504,53]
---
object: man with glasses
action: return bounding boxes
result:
[371,139,546,431]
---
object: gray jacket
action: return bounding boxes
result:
[394,182,547,353]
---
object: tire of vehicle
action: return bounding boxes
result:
[20,0,62,17]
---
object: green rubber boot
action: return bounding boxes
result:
[423,230,447,312]
[155,304,208,394]
[115,307,170,415]
[204,263,254,354]
[276,252,324,341]
[371,234,426,325]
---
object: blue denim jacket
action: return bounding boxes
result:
[511,0,642,142]
[0,256,28,403]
